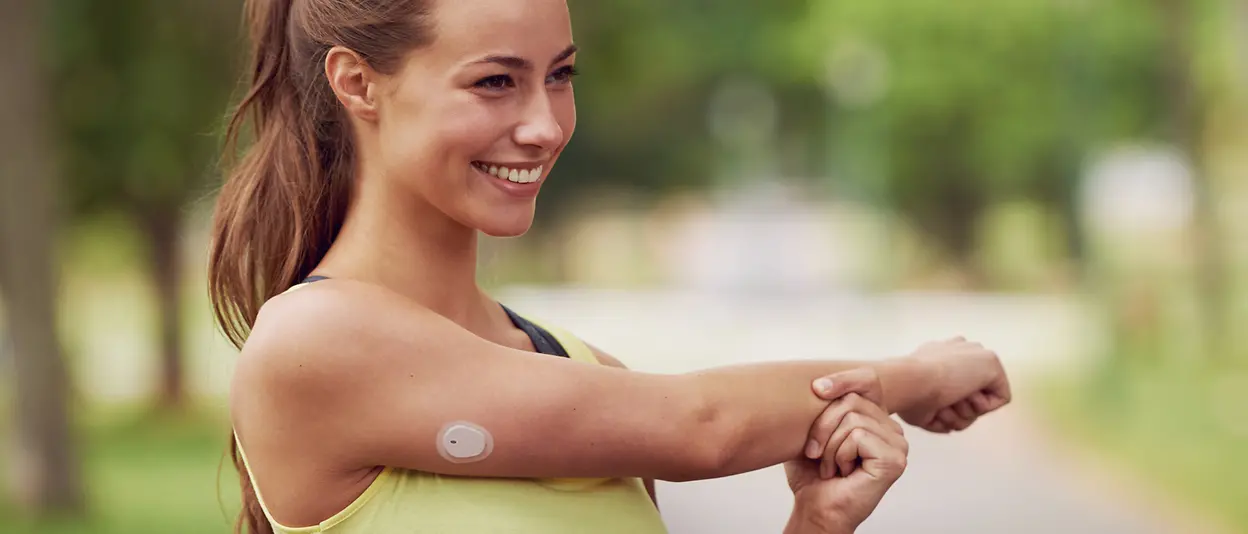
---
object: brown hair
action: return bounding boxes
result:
[209,0,433,532]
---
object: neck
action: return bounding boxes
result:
[318,176,496,329]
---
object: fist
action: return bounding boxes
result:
[787,391,908,532]
[898,337,1011,433]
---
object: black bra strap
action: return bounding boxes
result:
[501,305,570,358]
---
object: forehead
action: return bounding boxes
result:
[429,0,574,63]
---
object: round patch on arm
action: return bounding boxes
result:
[436,421,494,463]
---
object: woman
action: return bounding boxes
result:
[211,0,1012,532]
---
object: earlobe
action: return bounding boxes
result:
[325,46,379,122]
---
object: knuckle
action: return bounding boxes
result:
[820,404,848,425]
[891,418,905,435]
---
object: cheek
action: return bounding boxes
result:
[433,105,501,160]
[556,92,576,146]
[380,95,498,184]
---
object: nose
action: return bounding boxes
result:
[512,92,563,152]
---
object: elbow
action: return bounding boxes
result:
[666,387,742,482]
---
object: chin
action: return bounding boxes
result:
[475,211,536,238]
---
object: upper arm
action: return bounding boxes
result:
[236,281,720,483]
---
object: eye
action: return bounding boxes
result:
[474,74,515,91]
[546,65,579,86]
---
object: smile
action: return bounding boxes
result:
[471,161,543,184]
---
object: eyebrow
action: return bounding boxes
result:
[475,44,578,70]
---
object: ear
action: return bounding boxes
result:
[326,46,380,122]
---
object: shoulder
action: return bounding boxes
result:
[230,279,442,420]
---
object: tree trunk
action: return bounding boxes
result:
[0,0,85,513]
[1159,0,1227,364]
[140,206,185,411]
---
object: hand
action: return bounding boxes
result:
[897,336,1011,433]
[785,392,908,534]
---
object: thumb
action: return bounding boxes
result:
[812,367,884,407]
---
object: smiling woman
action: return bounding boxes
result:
[209,0,1010,533]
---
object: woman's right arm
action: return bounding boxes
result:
[232,280,938,483]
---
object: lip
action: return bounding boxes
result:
[474,163,545,198]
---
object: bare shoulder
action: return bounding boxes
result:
[230,279,439,424]
[238,281,389,383]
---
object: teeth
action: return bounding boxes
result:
[475,163,545,183]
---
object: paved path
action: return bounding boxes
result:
[496,287,1210,534]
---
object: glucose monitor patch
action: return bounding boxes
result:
[437,421,493,463]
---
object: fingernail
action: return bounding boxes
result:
[814,378,835,396]
[805,439,819,459]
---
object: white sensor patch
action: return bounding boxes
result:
[436,421,493,463]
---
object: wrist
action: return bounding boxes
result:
[786,497,855,534]
[873,356,942,414]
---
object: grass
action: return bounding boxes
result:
[1036,363,1248,532]
[0,408,242,534]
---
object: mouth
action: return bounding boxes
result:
[471,161,544,184]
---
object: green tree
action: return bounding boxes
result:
[51,0,241,408]
[551,0,817,204]
[0,0,84,514]
[794,0,1171,281]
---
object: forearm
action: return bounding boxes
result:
[688,358,935,477]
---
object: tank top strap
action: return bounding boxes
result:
[520,317,600,366]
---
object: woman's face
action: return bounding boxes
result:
[373,0,577,237]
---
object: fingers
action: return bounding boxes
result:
[967,391,993,413]
[990,373,1013,407]
[843,427,908,485]
[806,393,858,459]
[951,399,976,421]
[821,411,906,479]
[812,367,885,408]
[817,396,901,463]
[936,406,972,432]
[806,391,899,460]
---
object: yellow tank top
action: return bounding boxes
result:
[235,306,669,534]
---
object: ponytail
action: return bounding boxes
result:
[210,0,351,352]
[209,0,432,531]
[213,1,348,532]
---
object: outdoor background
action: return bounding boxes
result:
[1,0,1246,532]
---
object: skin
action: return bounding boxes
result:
[229,0,1011,530]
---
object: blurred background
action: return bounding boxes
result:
[1,0,1246,532]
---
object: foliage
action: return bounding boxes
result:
[49,0,240,219]
[790,0,1173,261]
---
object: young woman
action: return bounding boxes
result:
[210,0,1012,532]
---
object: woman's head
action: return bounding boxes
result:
[211,0,575,346]
[211,1,575,531]
[329,0,578,238]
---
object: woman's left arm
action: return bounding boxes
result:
[590,346,659,508]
